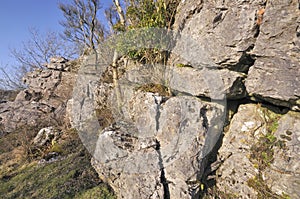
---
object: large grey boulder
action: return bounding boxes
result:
[217,104,300,198]
[172,0,263,71]
[168,67,246,99]
[91,91,225,199]
[246,0,300,110]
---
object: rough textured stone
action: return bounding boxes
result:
[264,112,300,198]
[0,101,56,133]
[217,104,263,198]
[33,126,61,146]
[0,59,76,134]
[92,121,163,199]
[22,69,61,96]
[50,56,69,64]
[121,63,246,100]
[168,67,246,99]
[172,0,263,71]
[171,0,300,110]
[45,56,70,71]
[246,0,300,109]
[157,96,224,199]
[217,104,300,198]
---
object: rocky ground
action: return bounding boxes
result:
[0,58,115,198]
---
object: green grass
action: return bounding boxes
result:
[0,128,115,199]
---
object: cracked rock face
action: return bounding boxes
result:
[91,91,224,199]
[172,0,300,109]
[246,0,300,109]
[172,0,263,71]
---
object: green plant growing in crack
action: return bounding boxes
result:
[176,63,193,68]
[248,106,290,198]
[247,174,291,199]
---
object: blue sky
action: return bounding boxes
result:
[0,0,112,70]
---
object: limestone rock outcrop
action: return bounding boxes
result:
[172,0,300,109]
[1,0,299,198]
[0,58,76,134]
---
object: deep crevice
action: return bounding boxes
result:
[197,94,292,198]
[200,105,209,134]
[227,44,256,73]
[177,3,203,32]
[155,140,170,199]
[153,95,163,131]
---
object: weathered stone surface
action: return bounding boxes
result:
[168,67,246,99]
[33,126,61,147]
[264,112,300,198]
[172,0,262,71]
[50,56,69,63]
[22,69,61,95]
[91,90,225,199]
[45,56,70,71]
[0,101,56,133]
[246,0,300,109]
[157,96,224,199]
[217,104,300,198]
[92,121,163,199]
[217,104,262,198]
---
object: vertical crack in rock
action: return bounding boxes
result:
[153,95,162,131]
[254,2,267,38]
[155,140,170,199]
[153,95,170,199]
[200,105,208,134]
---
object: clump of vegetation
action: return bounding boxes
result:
[111,0,180,64]
[247,174,290,199]
[247,107,290,199]
[202,187,239,199]
[176,63,193,68]
[135,83,171,96]
[250,108,284,170]
[75,185,116,199]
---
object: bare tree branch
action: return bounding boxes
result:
[59,0,105,53]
